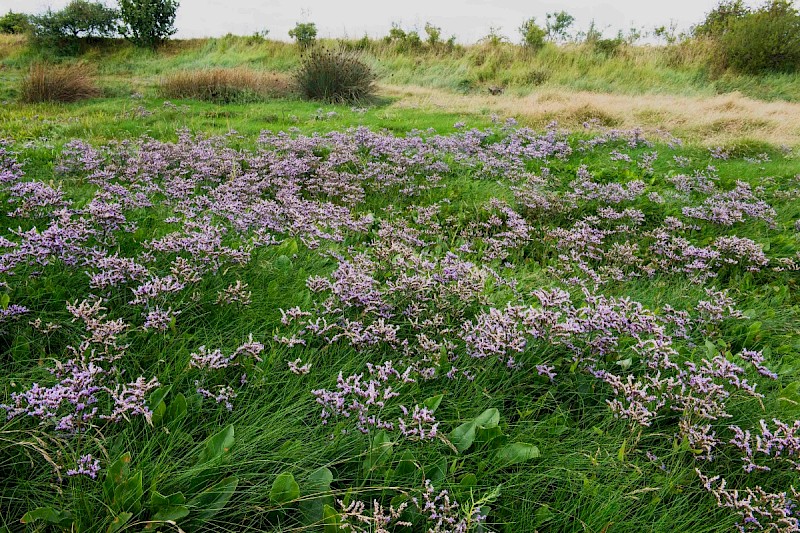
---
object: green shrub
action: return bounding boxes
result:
[424,22,441,46]
[29,0,119,50]
[593,37,624,57]
[294,47,376,104]
[118,0,179,48]
[693,0,750,36]
[0,11,31,34]
[719,0,800,74]
[288,22,317,48]
[545,11,574,42]
[519,18,546,51]
[20,63,100,103]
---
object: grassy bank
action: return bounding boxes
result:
[2,34,800,103]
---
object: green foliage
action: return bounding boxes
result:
[424,22,442,46]
[450,408,500,453]
[299,467,334,525]
[29,0,119,50]
[693,0,750,36]
[270,472,301,505]
[481,26,508,47]
[545,11,575,42]
[118,0,179,48]
[197,424,235,467]
[185,477,239,524]
[718,0,800,74]
[289,22,318,48]
[593,37,625,57]
[519,18,546,51]
[294,46,376,104]
[20,507,74,528]
[385,23,424,52]
[0,11,31,34]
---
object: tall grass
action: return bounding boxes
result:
[160,68,292,103]
[2,34,800,102]
[20,62,100,103]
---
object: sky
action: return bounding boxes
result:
[3,0,726,43]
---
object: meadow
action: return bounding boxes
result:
[1,31,800,533]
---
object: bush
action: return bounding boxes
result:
[20,63,100,103]
[693,0,750,36]
[718,0,800,73]
[294,47,376,104]
[30,0,119,49]
[593,37,624,57]
[519,18,546,51]
[288,22,317,48]
[160,69,292,103]
[119,0,179,48]
[0,11,31,34]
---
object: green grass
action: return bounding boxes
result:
[2,34,800,103]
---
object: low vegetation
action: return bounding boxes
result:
[19,62,100,103]
[160,68,292,103]
[1,1,800,532]
[294,47,376,104]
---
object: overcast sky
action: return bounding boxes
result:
[4,0,727,42]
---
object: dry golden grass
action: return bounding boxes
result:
[384,84,800,147]
[20,63,101,104]
[160,68,293,103]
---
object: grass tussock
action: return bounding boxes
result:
[159,68,293,103]
[294,47,376,104]
[20,63,100,103]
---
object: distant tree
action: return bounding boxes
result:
[424,22,441,46]
[653,21,679,44]
[30,0,119,50]
[0,11,31,34]
[518,18,546,50]
[545,11,574,42]
[118,0,179,48]
[693,0,749,36]
[718,0,800,73]
[482,26,508,47]
[581,19,603,44]
[288,22,317,48]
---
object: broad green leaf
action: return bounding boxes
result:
[270,472,300,505]
[495,443,540,466]
[363,431,393,474]
[449,421,477,453]
[394,450,417,477]
[104,453,132,501]
[152,506,190,523]
[148,387,170,412]
[20,507,73,527]
[187,476,238,524]
[150,400,166,426]
[426,455,448,483]
[459,473,478,488]
[107,512,133,533]
[299,467,334,525]
[197,425,234,467]
[150,490,188,523]
[422,394,443,413]
[166,393,187,423]
[0,293,9,310]
[114,470,143,514]
[474,408,500,428]
[322,504,341,533]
